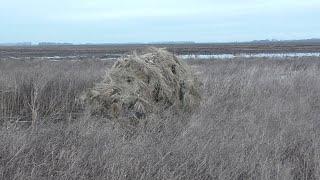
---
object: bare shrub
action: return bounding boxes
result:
[85,48,201,123]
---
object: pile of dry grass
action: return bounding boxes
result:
[85,47,201,123]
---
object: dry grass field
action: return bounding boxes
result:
[1,56,320,179]
[1,43,320,59]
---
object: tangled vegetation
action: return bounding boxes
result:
[85,48,201,127]
[1,56,320,179]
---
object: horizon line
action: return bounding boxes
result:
[1,38,320,46]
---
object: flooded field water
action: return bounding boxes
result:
[178,52,320,59]
[4,52,320,62]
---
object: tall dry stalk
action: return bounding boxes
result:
[29,84,39,131]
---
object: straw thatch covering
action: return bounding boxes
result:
[85,47,201,122]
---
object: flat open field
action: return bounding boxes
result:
[1,47,320,179]
[1,42,320,59]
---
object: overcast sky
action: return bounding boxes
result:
[1,0,319,43]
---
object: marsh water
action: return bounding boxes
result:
[6,52,320,61]
[178,52,320,60]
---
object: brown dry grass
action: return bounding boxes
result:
[1,57,320,179]
[86,48,201,123]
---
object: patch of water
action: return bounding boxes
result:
[9,52,320,62]
[179,52,320,59]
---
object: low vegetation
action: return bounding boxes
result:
[1,56,320,179]
[86,48,201,122]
